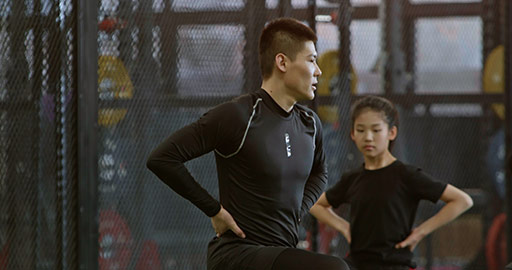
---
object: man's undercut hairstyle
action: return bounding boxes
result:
[259,17,317,79]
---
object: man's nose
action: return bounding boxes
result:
[314,62,322,77]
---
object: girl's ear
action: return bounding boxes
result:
[350,129,356,141]
[388,125,398,140]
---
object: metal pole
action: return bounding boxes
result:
[402,0,415,95]
[76,0,99,269]
[504,0,512,263]
[244,0,266,93]
[279,0,293,18]
[380,0,407,95]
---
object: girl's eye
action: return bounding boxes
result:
[374,129,382,132]
[356,129,364,133]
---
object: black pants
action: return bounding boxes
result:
[344,257,410,270]
[272,248,348,270]
[207,232,348,270]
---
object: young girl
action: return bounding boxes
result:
[310,95,473,270]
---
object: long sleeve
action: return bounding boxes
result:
[300,112,328,218]
[146,106,230,217]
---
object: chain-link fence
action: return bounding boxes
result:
[1,0,78,269]
[0,0,510,269]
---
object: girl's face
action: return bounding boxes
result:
[351,109,397,159]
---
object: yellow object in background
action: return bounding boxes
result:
[317,50,358,124]
[98,55,134,126]
[483,45,504,120]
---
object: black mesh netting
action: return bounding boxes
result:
[0,0,508,269]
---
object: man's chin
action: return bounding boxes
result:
[294,90,315,102]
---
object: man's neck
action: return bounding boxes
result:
[261,79,296,112]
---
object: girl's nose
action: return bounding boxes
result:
[364,132,372,141]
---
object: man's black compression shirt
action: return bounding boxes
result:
[147,88,327,247]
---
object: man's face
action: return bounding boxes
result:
[283,41,322,101]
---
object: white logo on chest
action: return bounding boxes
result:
[284,133,292,157]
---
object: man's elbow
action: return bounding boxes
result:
[146,154,159,172]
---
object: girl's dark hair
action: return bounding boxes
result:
[350,95,399,150]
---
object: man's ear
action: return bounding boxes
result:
[275,53,287,73]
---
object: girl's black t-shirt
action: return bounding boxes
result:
[326,160,447,268]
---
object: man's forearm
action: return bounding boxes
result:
[301,173,327,216]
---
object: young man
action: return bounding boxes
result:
[147,18,348,270]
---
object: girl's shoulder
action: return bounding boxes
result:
[396,161,437,184]
[341,166,365,182]
[398,161,425,176]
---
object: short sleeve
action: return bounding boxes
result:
[325,174,351,208]
[405,166,447,203]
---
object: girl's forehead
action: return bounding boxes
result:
[355,109,386,121]
[354,120,386,127]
